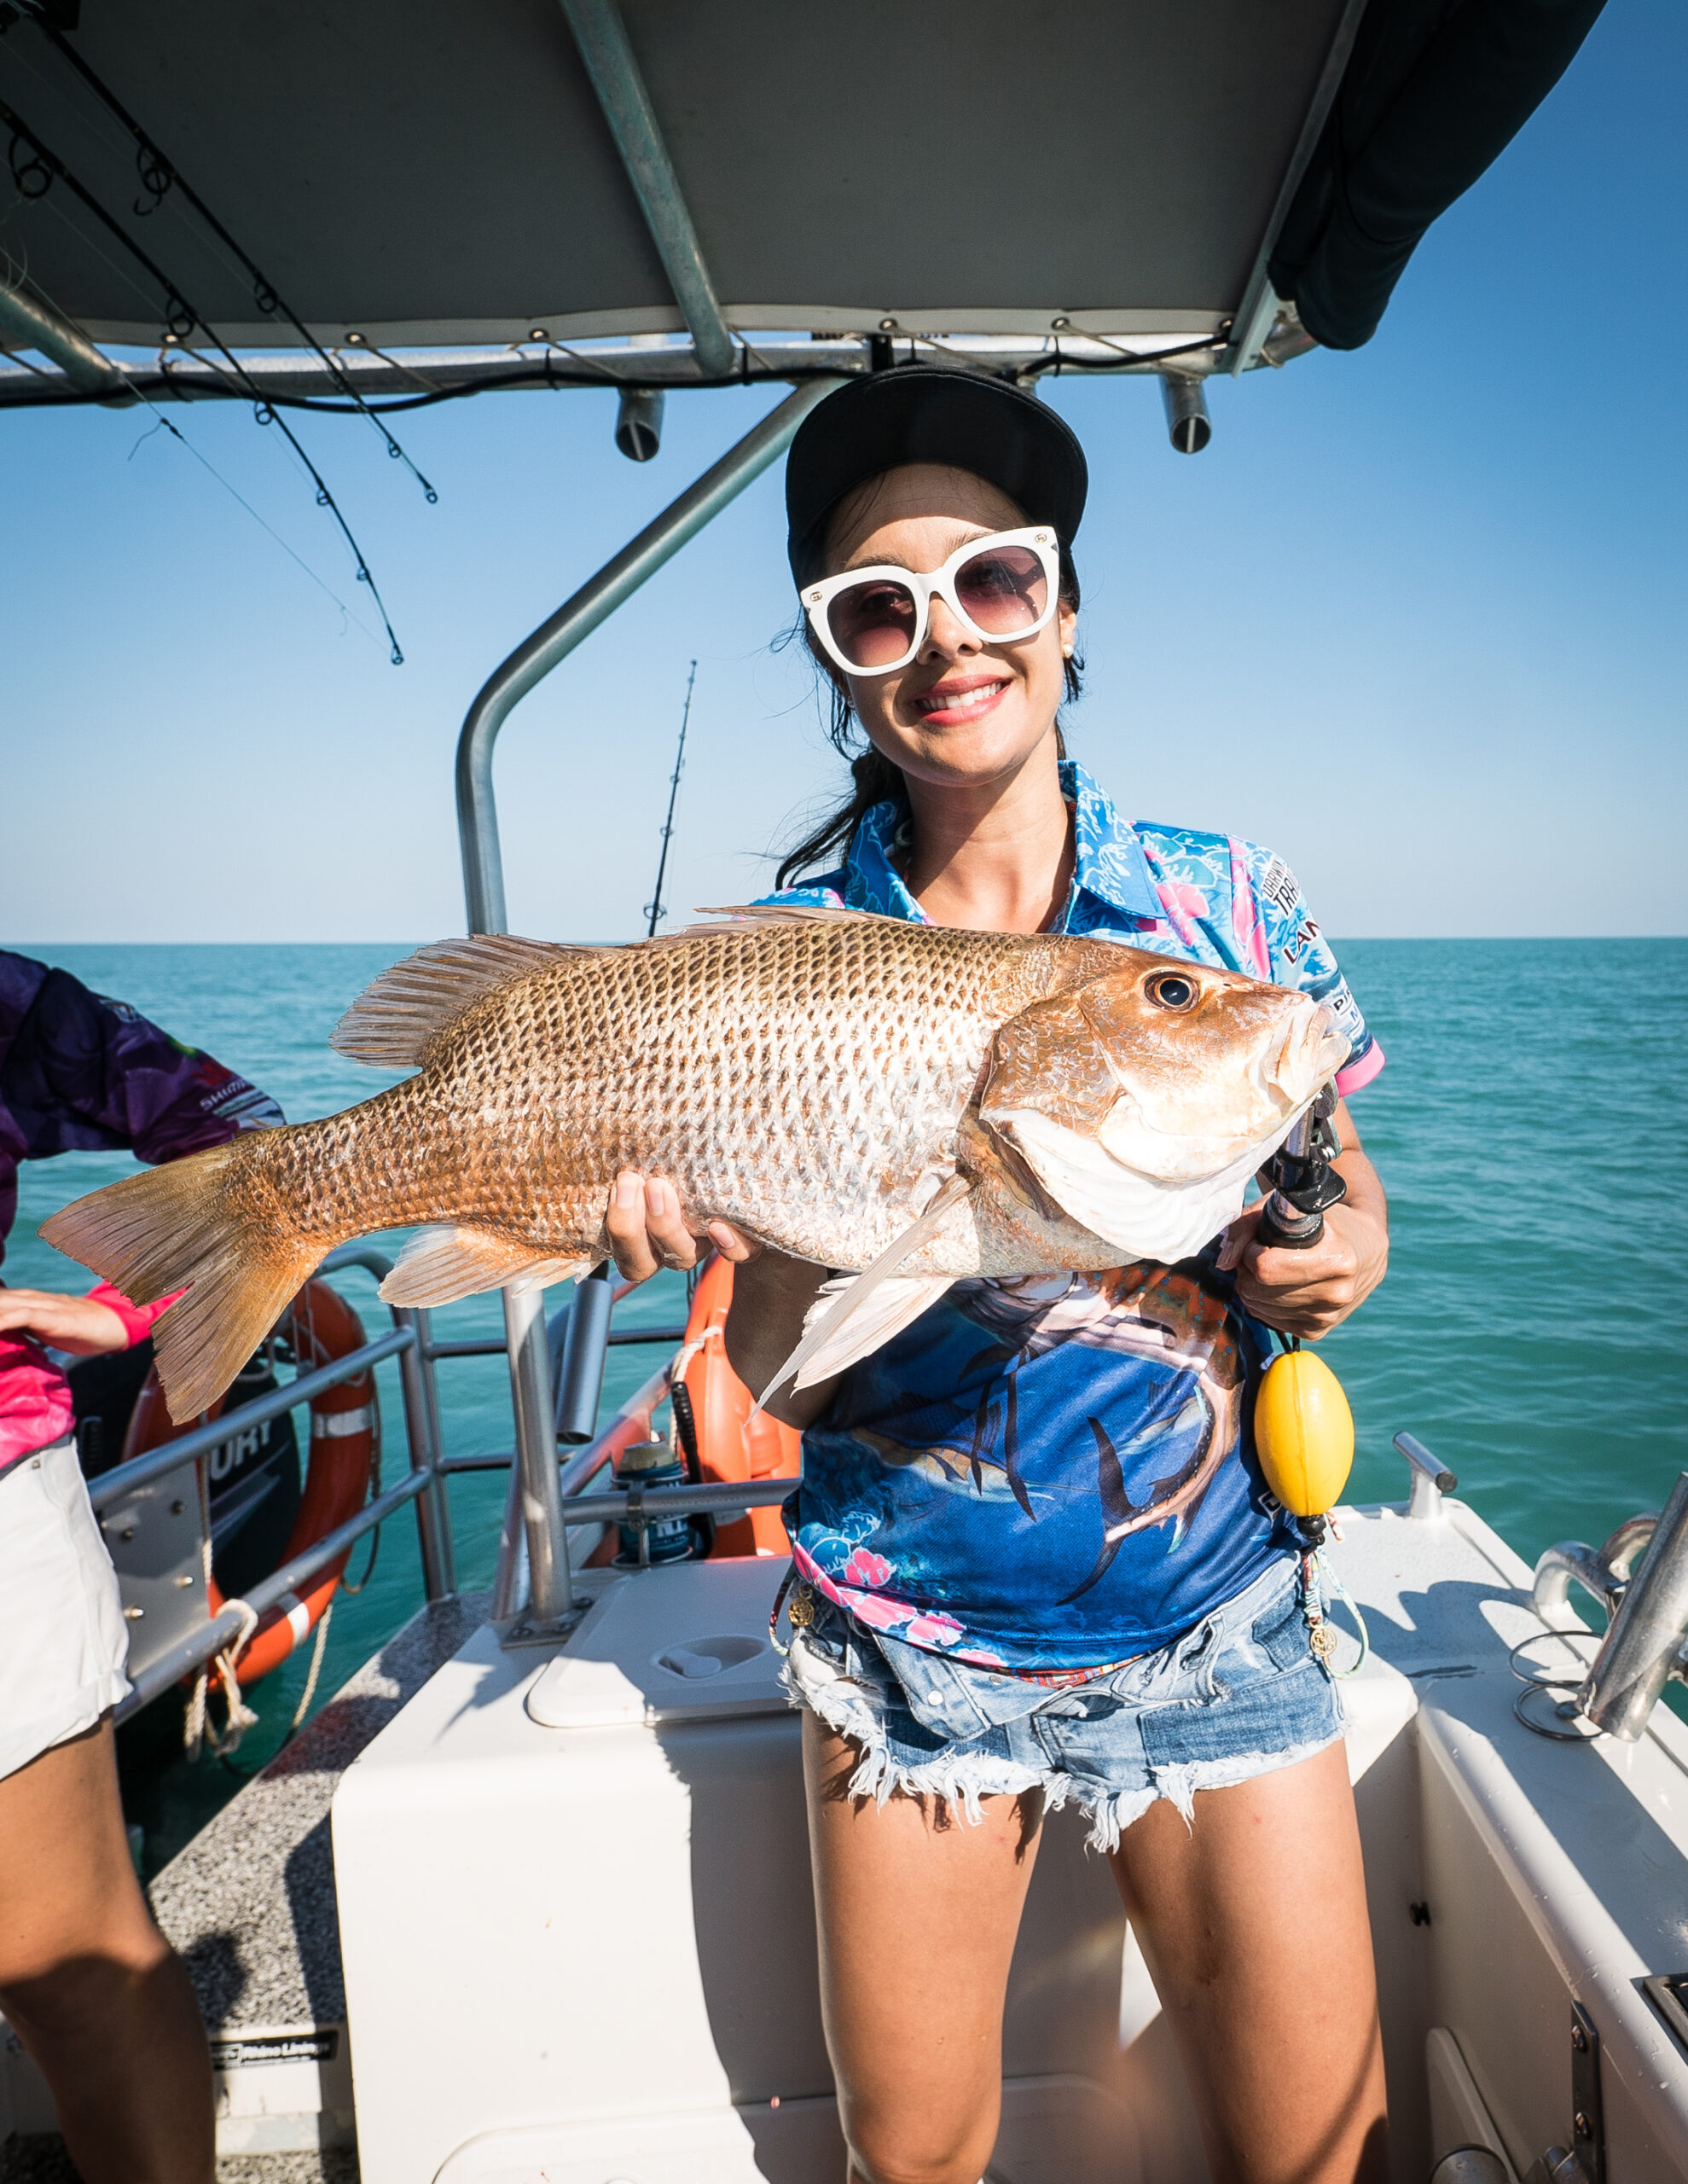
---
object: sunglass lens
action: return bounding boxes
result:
[954,544,1047,636]
[826,577,919,669]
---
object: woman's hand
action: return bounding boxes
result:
[1215,1103,1389,1341]
[600,1169,758,1285]
[0,1287,130,1356]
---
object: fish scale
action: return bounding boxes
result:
[39,908,1346,1423]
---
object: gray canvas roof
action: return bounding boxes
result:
[0,0,1352,354]
[0,0,1608,404]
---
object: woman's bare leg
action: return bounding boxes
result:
[0,1718,215,2184]
[1109,1740,1387,2184]
[803,1713,1042,2184]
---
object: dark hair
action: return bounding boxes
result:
[774,541,1084,892]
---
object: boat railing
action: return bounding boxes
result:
[97,1241,789,1723]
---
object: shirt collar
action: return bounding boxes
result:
[842,758,1160,926]
[1060,759,1161,921]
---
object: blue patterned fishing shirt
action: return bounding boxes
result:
[758,762,1383,1670]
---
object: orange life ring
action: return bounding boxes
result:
[676,1256,801,1558]
[121,1278,377,1686]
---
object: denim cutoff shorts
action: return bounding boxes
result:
[783,1554,1343,1852]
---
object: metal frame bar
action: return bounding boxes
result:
[502,1283,573,1627]
[97,1242,467,1726]
[0,334,1247,409]
[316,1244,458,1599]
[425,1326,683,1359]
[86,1327,415,1512]
[452,377,838,1629]
[454,375,838,932]
[556,0,735,378]
[113,1467,432,1719]
[1226,0,1371,375]
[0,274,125,396]
[561,1476,793,1527]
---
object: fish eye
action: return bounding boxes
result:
[1146,972,1198,1012]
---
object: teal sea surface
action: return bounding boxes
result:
[5,938,1685,1864]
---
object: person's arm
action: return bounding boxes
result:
[1215,1099,1388,1339]
[3,962,282,1167]
[600,1170,838,1428]
[0,1287,130,1356]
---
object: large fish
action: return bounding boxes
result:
[41,906,1347,1423]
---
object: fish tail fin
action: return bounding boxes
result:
[40,1141,316,1424]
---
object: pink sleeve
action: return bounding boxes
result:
[1334,1043,1387,1097]
[86,1280,184,1348]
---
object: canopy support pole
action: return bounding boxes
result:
[454,375,841,1635]
[455,377,838,935]
[1226,0,1370,375]
[0,275,126,398]
[558,0,736,378]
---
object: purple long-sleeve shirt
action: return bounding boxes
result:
[1,951,283,1472]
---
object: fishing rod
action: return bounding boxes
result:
[644,661,697,938]
[1256,1083,1346,1251]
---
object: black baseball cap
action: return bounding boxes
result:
[785,367,1088,585]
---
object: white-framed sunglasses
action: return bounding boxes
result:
[800,525,1061,677]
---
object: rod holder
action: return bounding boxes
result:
[554,1263,614,1444]
[615,385,664,460]
[1578,1472,1688,1741]
[502,1284,573,1628]
[1160,374,1211,453]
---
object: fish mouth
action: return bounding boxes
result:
[1267,1002,1351,1108]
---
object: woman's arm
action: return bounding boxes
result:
[719,1250,838,1432]
[600,1170,838,1429]
[1215,1099,1388,1340]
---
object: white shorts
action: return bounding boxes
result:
[0,1438,131,1783]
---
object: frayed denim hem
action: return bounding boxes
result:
[1078,1728,1345,1852]
[781,1650,1047,1822]
[782,1645,1344,1851]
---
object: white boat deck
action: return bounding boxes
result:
[7,1500,1688,2182]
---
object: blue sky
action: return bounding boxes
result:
[4,0,1682,945]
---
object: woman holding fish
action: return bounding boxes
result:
[609,373,1394,2184]
[43,370,1392,2184]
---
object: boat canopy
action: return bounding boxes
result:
[0,0,1605,406]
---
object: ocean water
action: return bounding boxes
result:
[5,938,1685,1865]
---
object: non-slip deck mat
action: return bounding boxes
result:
[151,1592,489,2032]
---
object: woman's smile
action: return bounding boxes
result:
[908,672,1010,725]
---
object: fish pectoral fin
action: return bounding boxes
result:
[789,1275,957,1390]
[756,1173,973,1409]
[332,935,592,1069]
[379,1223,592,1308]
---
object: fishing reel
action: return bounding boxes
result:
[1256,1083,1345,1252]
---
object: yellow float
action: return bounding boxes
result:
[1253,1347,1355,1519]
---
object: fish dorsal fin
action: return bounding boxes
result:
[332,935,590,1069]
[378,1223,595,1308]
[648,903,907,945]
